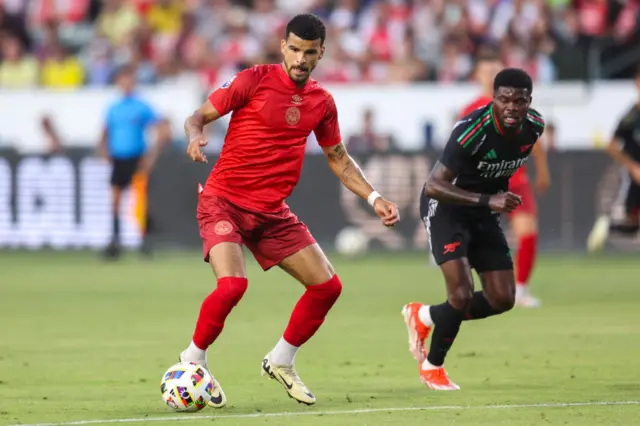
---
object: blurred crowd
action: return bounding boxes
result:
[0,0,638,89]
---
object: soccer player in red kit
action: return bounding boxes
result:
[179,14,400,408]
[460,53,551,308]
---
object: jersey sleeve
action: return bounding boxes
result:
[314,93,342,147]
[208,67,261,116]
[439,122,473,175]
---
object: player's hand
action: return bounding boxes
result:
[373,198,400,227]
[489,192,522,213]
[187,135,208,164]
[630,163,640,185]
[534,172,551,194]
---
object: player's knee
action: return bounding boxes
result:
[512,213,537,236]
[447,286,473,311]
[308,274,342,304]
[491,288,515,313]
[216,276,249,306]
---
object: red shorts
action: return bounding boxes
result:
[197,193,316,270]
[508,174,537,217]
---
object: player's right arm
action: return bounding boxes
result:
[425,122,521,213]
[185,67,260,164]
[607,111,640,183]
[185,100,221,164]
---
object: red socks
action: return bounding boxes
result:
[516,234,537,286]
[283,275,343,347]
[192,277,248,350]
[191,275,342,351]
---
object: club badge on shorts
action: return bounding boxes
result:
[214,220,233,236]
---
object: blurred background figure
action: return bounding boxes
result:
[98,64,170,260]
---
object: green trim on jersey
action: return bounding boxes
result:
[527,108,545,128]
[457,109,491,148]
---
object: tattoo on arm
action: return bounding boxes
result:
[327,143,347,161]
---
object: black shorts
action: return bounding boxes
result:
[419,191,513,272]
[624,178,640,216]
[110,157,141,188]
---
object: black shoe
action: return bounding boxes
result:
[102,242,122,260]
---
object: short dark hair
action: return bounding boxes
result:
[493,68,533,93]
[115,64,136,79]
[285,13,326,44]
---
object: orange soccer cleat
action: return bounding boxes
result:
[419,366,460,391]
[401,302,433,363]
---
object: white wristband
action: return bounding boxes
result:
[367,191,381,207]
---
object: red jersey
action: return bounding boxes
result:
[205,64,341,212]
[460,95,529,184]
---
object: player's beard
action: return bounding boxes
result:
[288,63,313,84]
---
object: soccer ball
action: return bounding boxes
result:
[160,362,215,412]
[335,226,368,257]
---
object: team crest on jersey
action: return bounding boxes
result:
[286,106,301,125]
[292,94,302,105]
[220,75,237,89]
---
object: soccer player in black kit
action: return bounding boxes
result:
[401,68,545,390]
[588,66,640,252]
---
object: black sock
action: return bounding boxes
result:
[465,291,499,320]
[610,224,639,235]
[426,302,465,366]
[112,213,120,244]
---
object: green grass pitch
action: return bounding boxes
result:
[1,251,639,425]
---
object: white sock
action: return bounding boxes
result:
[270,337,300,366]
[183,341,206,361]
[421,359,441,371]
[418,305,433,327]
[516,284,527,297]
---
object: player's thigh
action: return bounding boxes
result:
[250,212,333,284]
[278,243,335,287]
[478,270,516,312]
[423,203,470,266]
[467,214,514,274]
[197,194,247,278]
[439,258,475,310]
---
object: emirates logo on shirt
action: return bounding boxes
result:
[286,107,301,125]
[292,94,302,105]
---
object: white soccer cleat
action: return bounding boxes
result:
[261,353,316,405]
[515,285,541,308]
[587,215,610,253]
[179,350,227,408]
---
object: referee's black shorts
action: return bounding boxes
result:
[110,157,142,188]
[419,190,513,272]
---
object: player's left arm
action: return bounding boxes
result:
[315,95,399,226]
[322,143,399,227]
[531,141,551,194]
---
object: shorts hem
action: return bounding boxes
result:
[257,240,316,271]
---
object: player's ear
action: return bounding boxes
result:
[280,38,287,55]
[319,45,325,60]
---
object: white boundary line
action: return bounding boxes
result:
[10,401,639,426]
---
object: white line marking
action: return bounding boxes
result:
[11,401,639,426]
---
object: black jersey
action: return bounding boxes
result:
[438,103,544,195]
[613,104,640,163]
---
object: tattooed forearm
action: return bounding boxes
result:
[339,160,364,185]
[327,143,347,161]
